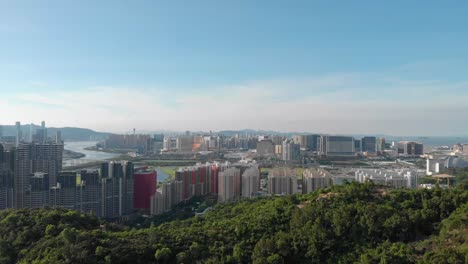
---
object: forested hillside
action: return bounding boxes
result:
[0,182,466,264]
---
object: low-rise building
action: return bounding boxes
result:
[355,168,420,189]
[426,155,468,175]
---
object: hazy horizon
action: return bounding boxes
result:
[2,122,468,139]
[1,1,467,136]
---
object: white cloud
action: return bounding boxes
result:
[1,73,467,136]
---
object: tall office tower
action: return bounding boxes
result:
[99,161,134,219]
[241,166,260,198]
[282,139,301,161]
[292,135,305,149]
[150,180,183,215]
[28,172,50,208]
[148,134,164,154]
[176,135,194,152]
[256,140,275,156]
[150,191,165,215]
[302,168,333,194]
[195,163,210,196]
[275,144,283,155]
[247,137,257,150]
[27,123,33,142]
[362,137,377,153]
[209,162,223,194]
[161,182,173,211]
[267,168,297,195]
[133,169,156,211]
[34,122,48,143]
[173,181,183,207]
[122,161,134,214]
[208,163,218,194]
[270,135,284,146]
[100,162,120,219]
[397,141,424,156]
[0,144,14,210]
[196,164,205,196]
[76,170,101,215]
[31,142,64,187]
[39,121,47,143]
[317,135,326,155]
[167,181,183,210]
[14,143,32,208]
[376,138,386,152]
[153,134,164,142]
[15,121,22,146]
[192,136,204,152]
[12,141,64,208]
[292,134,319,151]
[218,167,241,202]
[163,137,171,151]
[175,163,210,199]
[305,134,320,151]
[175,168,192,200]
[50,171,77,210]
[319,136,355,157]
[202,136,218,151]
[55,131,62,144]
[354,139,362,153]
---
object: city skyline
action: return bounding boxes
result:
[2,120,468,139]
[0,2,466,263]
[1,1,468,135]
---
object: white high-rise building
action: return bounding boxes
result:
[15,121,22,146]
[268,168,298,195]
[282,139,301,161]
[302,168,333,194]
[28,123,34,142]
[150,191,165,215]
[241,166,260,198]
[218,167,241,202]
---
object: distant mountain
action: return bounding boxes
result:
[48,127,110,141]
[217,129,301,137]
[0,124,109,141]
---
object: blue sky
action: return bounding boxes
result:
[1,1,468,135]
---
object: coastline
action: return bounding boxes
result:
[63,149,86,159]
[84,146,130,154]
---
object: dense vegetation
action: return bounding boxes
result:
[448,168,468,188]
[0,182,466,263]
[128,195,218,228]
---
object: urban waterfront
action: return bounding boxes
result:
[63,141,170,182]
[1,2,467,262]
[63,141,120,167]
